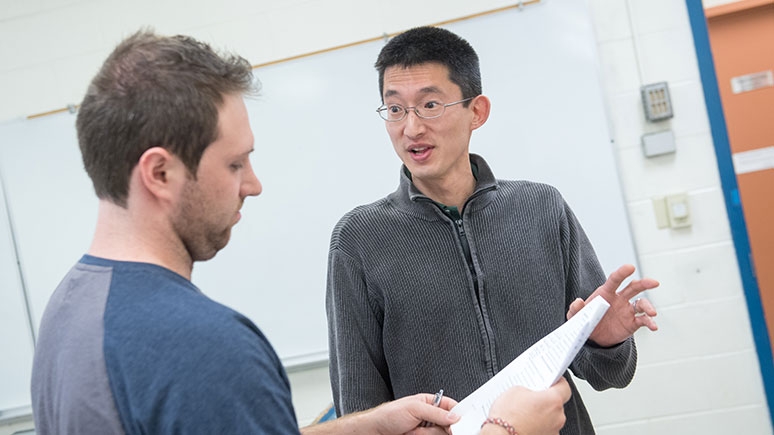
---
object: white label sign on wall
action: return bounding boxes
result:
[733,146,774,175]
[731,70,774,94]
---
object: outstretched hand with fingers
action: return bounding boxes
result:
[566,264,659,348]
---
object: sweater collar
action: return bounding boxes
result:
[389,154,499,220]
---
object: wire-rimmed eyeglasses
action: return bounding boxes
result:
[376,97,474,122]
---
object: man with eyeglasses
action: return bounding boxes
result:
[326,26,659,435]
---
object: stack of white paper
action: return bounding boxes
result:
[450,296,610,435]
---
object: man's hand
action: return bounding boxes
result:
[302,393,459,435]
[370,393,460,435]
[567,264,659,348]
[484,377,572,435]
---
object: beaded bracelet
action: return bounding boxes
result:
[481,417,518,435]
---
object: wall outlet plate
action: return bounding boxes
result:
[652,194,691,229]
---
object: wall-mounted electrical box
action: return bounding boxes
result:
[641,82,674,122]
[642,130,676,157]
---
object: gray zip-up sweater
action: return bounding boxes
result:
[326,154,636,434]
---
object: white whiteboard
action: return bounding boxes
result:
[0,0,637,410]
[0,175,35,413]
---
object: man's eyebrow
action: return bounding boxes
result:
[383,86,443,99]
[234,147,254,158]
[418,86,443,95]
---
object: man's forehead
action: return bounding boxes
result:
[382,65,453,96]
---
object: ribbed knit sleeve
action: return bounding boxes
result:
[326,207,394,415]
[558,199,638,390]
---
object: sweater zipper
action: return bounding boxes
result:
[452,215,498,377]
[454,218,478,288]
[459,185,499,376]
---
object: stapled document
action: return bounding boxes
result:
[450,296,610,435]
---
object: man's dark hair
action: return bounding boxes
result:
[374,26,482,103]
[76,29,257,207]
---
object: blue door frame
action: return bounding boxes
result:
[685,0,773,422]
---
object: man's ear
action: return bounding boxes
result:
[470,95,491,131]
[135,147,186,202]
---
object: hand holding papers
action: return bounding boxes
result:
[450,296,611,435]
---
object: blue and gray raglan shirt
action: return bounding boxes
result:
[31,255,300,435]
